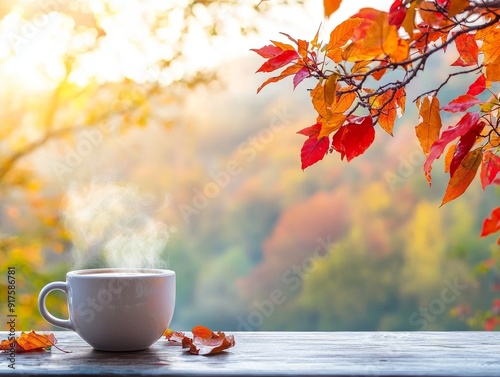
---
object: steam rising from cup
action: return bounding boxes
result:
[63,182,170,269]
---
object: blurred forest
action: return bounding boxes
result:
[0,0,499,331]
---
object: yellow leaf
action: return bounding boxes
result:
[324,74,338,108]
[342,43,381,62]
[311,75,338,121]
[350,61,371,76]
[318,113,346,138]
[331,91,356,113]
[402,3,417,38]
[480,28,500,65]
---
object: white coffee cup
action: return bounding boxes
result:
[38,268,175,351]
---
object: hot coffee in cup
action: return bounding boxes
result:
[38,268,175,351]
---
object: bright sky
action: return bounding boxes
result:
[0,0,394,92]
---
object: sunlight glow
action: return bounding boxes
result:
[0,0,395,92]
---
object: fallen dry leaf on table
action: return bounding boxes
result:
[164,326,235,355]
[164,329,187,344]
[0,331,69,353]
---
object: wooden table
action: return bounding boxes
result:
[1,331,499,376]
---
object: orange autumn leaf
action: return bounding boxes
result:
[331,91,356,114]
[318,113,346,138]
[165,327,235,356]
[343,10,400,62]
[311,75,337,120]
[485,56,500,82]
[184,327,236,356]
[370,88,405,136]
[448,0,470,18]
[441,148,482,206]
[452,33,478,67]
[389,38,410,63]
[401,3,417,37]
[395,87,406,116]
[164,329,187,343]
[418,2,449,28]
[191,325,214,339]
[324,0,342,18]
[0,331,67,353]
[327,18,363,63]
[444,144,457,174]
[416,96,442,155]
[256,63,304,94]
[481,28,500,65]
[363,11,400,56]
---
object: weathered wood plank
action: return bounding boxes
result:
[1,332,499,376]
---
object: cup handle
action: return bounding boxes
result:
[38,281,74,330]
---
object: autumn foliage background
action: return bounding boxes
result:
[0,0,499,332]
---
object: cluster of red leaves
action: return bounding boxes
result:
[483,298,500,330]
[253,0,500,241]
[0,331,67,353]
[164,326,235,356]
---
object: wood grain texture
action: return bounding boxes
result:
[1,332,499,376]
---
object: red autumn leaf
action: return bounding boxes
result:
[424,112,480,184]
[256,63,303,94]
[493,298,500,313]
[331,115,375,162]
[297,122,322,137]
[466,74,487,96]
[451,33,479,67]
[255,50,300,73]
[389,0,407,27]
[442,94,482,113]
[250,45,283,58]
[484,317,499,331]
[449,121,484,177]
[299,123,330,169]
[0,331,67,353]
[480,151,500,189]
[481,206,500,237]
[293,66,310,89]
